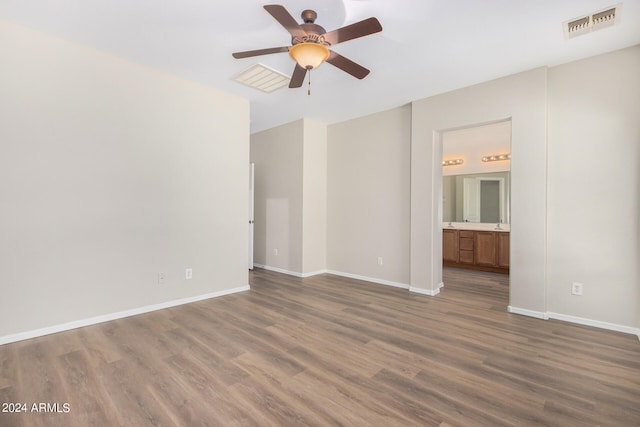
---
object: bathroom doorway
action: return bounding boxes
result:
[441,120,511,294]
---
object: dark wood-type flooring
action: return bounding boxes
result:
[1,267,639,426]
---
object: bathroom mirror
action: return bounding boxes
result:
[443,172,510,224]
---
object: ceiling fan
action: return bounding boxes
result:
[232,4,382,91]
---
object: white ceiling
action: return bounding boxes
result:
[2,0,639,133]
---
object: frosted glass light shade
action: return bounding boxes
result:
[289,43,330,69]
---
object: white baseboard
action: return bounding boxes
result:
[547,312,640,337]
[410,282,443,296]
[257,265,419,293]
[509,306,640,339]
[253,264,298,276]
[326,270,410,290]
[0,284,250,346]
[301,269,329,278]
[508,305,549,319]
[252,264,327,278]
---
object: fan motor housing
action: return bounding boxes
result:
[300,23,326,35]
[292,23,327,46]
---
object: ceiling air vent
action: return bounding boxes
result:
[563,4,621,39]
[232,63,290,93]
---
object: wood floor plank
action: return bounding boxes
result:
[231,351,353,426]
[372,367,513,427]
[76,325,123,367]
[56,349,115,426]
[265,322,383,378]
[0,344,17,390]
[162,351,257,426]
[1,266,639,426]
[286,347,443,426]
[97,358,174,426]
[162,328,249,387]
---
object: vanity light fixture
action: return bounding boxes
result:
[481,153,511,162]
[442,159,464,166]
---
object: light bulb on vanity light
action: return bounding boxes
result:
[482,153,511,163]
[442,159,464,166]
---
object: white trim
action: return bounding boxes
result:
[547,312,640,337]
[409,282,443,297]
[507,305,549,319]
[508,307,640,338]
[301,269,329,278]
[326,270,410,290]
[252,264,327,278]
[255,265,410,290]
[253,263,301,277]
[255,266,411,290]
[0,285,250,346]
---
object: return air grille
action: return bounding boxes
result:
[564,4,621,39]
[232,63,290,93]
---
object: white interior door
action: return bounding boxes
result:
[463,177,481,222]
[248,163,254,270]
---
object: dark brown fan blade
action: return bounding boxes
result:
[264,4,307,38]
[232,46,289,59]
[323,17,382,46]
[326,51,370,79]
[289,64,307,88]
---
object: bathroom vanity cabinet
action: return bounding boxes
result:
[442,229,509,274]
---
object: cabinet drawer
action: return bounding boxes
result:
[459,250,474,264]
[459,230,474,238]
[459,237,474,251]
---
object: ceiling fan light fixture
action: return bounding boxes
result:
[289,43,330,70]
[232,5,382,89]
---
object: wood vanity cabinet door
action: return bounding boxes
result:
[497,232,510,268]
[475,231,497,267]
[442,229,459,262]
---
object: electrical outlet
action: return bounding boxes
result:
[377,256,383,266]
[158,272,165,285]
[571,282,583,296]
[274,248,279,256]
[185,268,193,280]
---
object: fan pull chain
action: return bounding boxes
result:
[307,69,311,96]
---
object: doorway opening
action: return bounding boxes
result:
[441,120,511,296]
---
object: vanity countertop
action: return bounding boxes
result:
[443,222,510,232]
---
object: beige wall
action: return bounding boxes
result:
[411,68,548,307]
[250,120,304,273]
[302,120,327,274]
[0,21,250,340]
[327,106,411,286]
[547,46,640,328]
[250,118,327,276]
